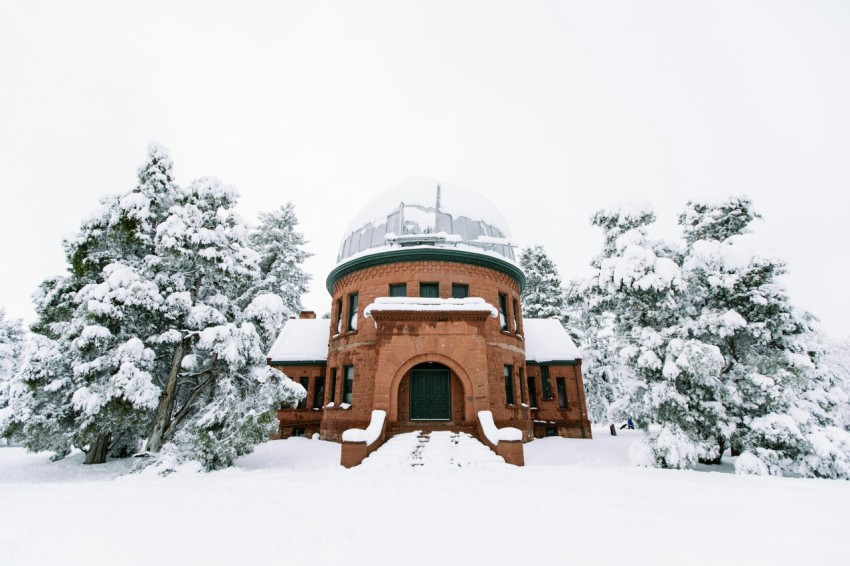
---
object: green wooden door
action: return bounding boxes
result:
[410,369,451,421]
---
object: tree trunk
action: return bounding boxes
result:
[730,435,744,457]
[144,339,187,453]
[609,424,618,436]
[84,433,111,465]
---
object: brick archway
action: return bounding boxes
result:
[388,353,475,423]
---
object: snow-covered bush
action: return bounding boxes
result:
[649,425,700,469]
[734,452,770,476]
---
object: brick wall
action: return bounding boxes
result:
[274,257,592,444]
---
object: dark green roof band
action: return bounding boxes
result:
[326,247,526,295]
[525,360,579,366]
[269,360,327,367]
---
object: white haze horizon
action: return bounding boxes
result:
[1,1,848,338]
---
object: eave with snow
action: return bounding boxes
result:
[267,317,328,367]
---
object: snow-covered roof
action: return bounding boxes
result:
[266,315,581,365]
[364,297,499,318]
[267,318,329,363]
[337,177,515,264]
[523,319,582,362]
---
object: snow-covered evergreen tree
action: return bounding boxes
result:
[246,203,312,317]
[679,197,850,477]
[141,175,305,469]
[566,282,620,425]
[520,244,584,343]
[582,202,723,468]
[4,145,178,463]
[6,143,307,469]
[0,309,25,444]
[0,308,23,395]
[520,245,567,320]
[822,337,850,429]
[574,195,850,476]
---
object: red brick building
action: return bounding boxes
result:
[269,178,591,447]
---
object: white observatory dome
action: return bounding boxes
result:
[337,177,515,264]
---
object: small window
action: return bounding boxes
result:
[452,284,469,299]
[335,298,343,334]
[420,283,439,298]
[343,365,354,405]
[557,377,569,409]
[312,376,325,409]
[498,293,509,330]
[527,375,538,408]
[504,365,515,405]
[541,366,552,400]
[298,377,309,409]
[347,293,358,331]
[513,299,520,334]
[293,427,307,437]
[389,283,407,297]
[519,367,526,405]
[329,368,337,404]
[545,427,557,437]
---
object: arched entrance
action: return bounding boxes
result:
[409,362,451,421]
[386,353,475,424]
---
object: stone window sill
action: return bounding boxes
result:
[499,330,522,339]
[332,329,359,340]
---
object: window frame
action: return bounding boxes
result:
[527,374,538,409]
[343,365,354,405]
[389,283,407,297]
[347,292,359,332]
[335,298,343,335]
[512,298,521,334]
[419,282,440,298]
[312,376,325,410]
[504,365,515,405]
[540,365,553,400]
[498,293,509,331]
[297,377,309,409]
[557,376,569,409]
[329,368,337,405]
[519,366,526,405]
[451,283,469,299]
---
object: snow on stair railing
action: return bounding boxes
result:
[342,410,386,447]
[477,410,522,444]
[340,410,388,468]
[477,410,524,466]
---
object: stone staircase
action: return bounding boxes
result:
[358,431,507,469]
[388,422,478,437]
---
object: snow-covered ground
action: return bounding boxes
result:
[2,427,848,565]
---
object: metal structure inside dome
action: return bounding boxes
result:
[337,180,515,264]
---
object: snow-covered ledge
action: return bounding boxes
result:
[364,297,499,318]
[341,410,388,468]
[477,410,525,466]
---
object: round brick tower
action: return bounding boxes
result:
[319,177,533,441]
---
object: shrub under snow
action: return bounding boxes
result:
[735,452,770,476]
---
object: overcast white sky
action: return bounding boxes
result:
[1,0,848,337]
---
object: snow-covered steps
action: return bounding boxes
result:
[358,431,507,470]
